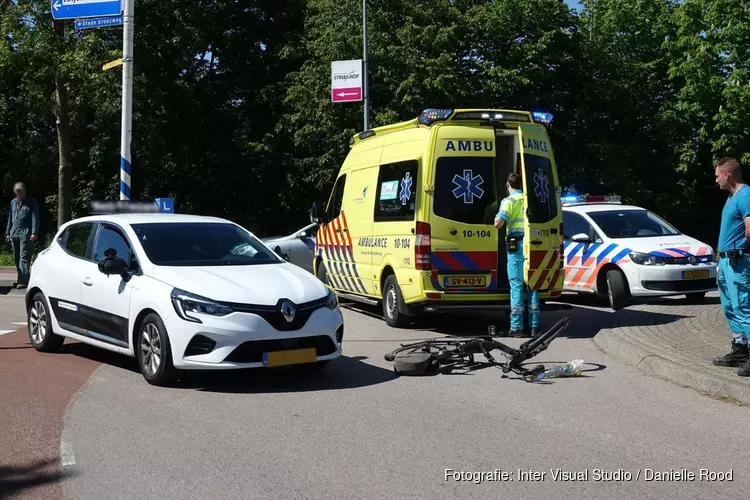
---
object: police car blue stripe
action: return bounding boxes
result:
[667,247,692,257]
[596,243,618,265]
[610,248,632,264]
[649,251,673,259]
[567,243,584,264]
[581,243,601,264]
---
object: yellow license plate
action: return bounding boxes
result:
[682,270,710,280]
[263,348,317,367]
[444,276,487,288]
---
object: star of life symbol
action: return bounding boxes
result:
[533,168,550,203]
[400,173,412,206]
[452,169,485,204]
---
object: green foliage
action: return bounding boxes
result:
[0,0,748,244]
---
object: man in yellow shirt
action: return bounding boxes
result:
[494,173,539,337]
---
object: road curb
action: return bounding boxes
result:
[594,329,750,406]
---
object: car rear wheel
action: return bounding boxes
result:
[137,313,179,387]
[685,292,706,303]
[382,275,411,328]
[27,292,64,352]
[606,270,628,311]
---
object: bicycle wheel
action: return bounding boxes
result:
[384,340,460,362]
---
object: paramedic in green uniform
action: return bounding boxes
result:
[494,173,540,337]
[4,182,39,289]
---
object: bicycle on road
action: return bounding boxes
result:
[384,317,571,382]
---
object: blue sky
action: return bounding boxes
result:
[565,0,582,10]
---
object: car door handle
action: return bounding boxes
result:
[530,240,543,246]
[83,277,93,286]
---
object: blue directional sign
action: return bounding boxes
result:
[51,0,122,21]
[75,16,123,29]
[155,198,175,213]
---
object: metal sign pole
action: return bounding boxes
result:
[119,0,134,200]
[362,0,369,131]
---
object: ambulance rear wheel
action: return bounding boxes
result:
[383,275,411,328]
[606,270,628,311]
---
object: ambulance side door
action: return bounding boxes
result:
[340,167,377,296]
[517,123,564,291]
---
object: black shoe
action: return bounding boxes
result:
[712,343,749,367]
[507,329,528,338]
[738,359,750,377]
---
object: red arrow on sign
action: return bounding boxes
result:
[332,87,362,103]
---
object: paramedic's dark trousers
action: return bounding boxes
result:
[11,236,33,286]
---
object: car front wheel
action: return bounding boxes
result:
[606,270,629,311]
[28,292,64,352]
[137,313,179,386]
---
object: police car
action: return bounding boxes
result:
[561,195,717,310]
[24,202,343,386]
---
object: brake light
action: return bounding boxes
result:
[415,222,431,270]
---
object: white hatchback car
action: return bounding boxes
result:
[25,211,343,386]
[561,195,717,310]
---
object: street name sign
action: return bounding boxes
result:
[75,15,123,29]
[52,0,122,21]
[331,59,363,103]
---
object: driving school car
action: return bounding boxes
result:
[561,195,717,310]
[24,204,343,386]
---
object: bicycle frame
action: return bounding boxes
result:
[385,317,571,381]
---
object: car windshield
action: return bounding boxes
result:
[131,222,281,266]
[586,209,680,239]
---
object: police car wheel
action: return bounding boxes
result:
[27,292,64,352]
[605,270,628,311]
[383,275,411,328]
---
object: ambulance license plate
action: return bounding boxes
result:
[263,348,317,367]
[444,276,487,288]
[682,270,709,280]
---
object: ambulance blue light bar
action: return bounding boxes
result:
[561,194,622,206]
[532,111,554,126]
[418,108,453,126]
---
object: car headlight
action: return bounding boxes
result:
[170,288,233,323]
[629,252,665,266]
[325,287,338,310]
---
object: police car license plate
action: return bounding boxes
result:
[263,348,316,367]
[444,276,487,288]
[682,270,709,280]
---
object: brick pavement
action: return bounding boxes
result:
[591,291,750,405]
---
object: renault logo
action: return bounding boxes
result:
[280,301,296,323]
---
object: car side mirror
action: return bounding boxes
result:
[274,245,290,262]
[310,201,329,225]
[571,233,591,243]
[98,256,130,280]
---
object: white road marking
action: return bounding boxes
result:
[60,429,77,467]
[0,330,15,336]
[10,322,26,326]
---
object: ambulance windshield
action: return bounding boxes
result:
[587,209,680,239]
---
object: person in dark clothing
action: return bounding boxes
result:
[4,182,39,289]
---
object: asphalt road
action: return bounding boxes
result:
[1,290,748,500]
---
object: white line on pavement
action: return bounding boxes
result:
[61,429,77,467]
[10,322,26,326]
[0,330,15,336]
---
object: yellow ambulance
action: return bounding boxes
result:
[311,108,564,327]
